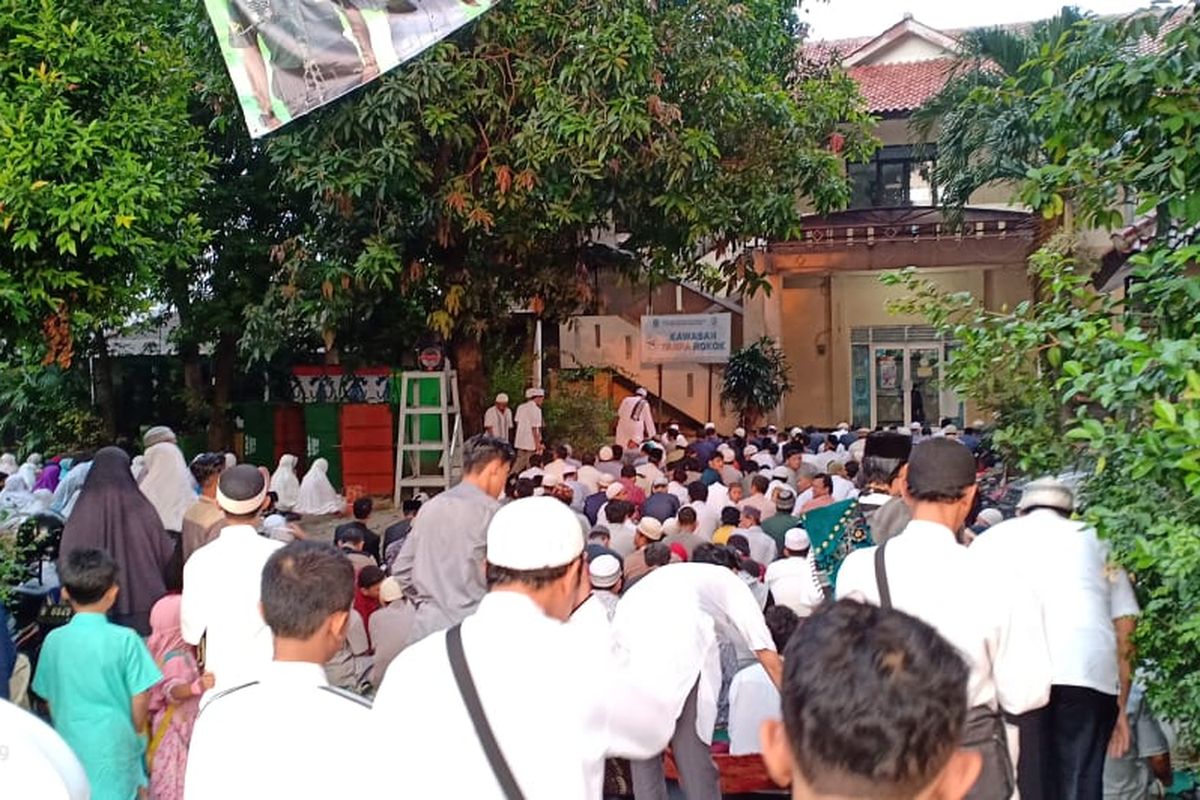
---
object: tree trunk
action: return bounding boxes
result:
[207,332,237,451]
[93,331,117,441]
[452,336,486,438]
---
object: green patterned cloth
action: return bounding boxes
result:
[800,498,872,585]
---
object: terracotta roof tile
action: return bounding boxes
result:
[847,58,956,114]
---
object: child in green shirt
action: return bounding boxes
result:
[33,548,162,800]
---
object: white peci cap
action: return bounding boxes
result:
[662,518,680,537]
[784,528,811,551]
[495,393,509,404]
[1016,477,1074,514]
[541,474,561,489]
[734,427,746,438]
[589,554,621,589]
[597,473,614,487]
[487,497,583,571]
[525,388,545,399]
[599,446,614,462]
[772,465,791,480]
[605,483,625,500]
[744,444,759,457]
[637,517,665,541]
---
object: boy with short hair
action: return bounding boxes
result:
[33,548,162,800]
[334,497,381,562]
[759,600,982,799]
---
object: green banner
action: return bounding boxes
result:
[203,0,497,138]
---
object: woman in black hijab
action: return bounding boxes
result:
[60,447,174,634]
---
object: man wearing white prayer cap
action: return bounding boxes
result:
[972,476,1139,799]
[182,465,284,694]
[588,553,623,619]
[615,387,657,450]
[373,497,675,798]
[765,528,825,618]
[512,388,545,472]
[483,393,513,442]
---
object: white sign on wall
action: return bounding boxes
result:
[641,313,732,364]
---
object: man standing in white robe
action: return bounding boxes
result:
[615,388,657,449]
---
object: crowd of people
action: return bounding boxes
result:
[0,392,1178,800]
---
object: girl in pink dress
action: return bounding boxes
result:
[146,595,213,800]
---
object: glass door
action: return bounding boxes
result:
[909,346,941,426]
[872,347,906,428]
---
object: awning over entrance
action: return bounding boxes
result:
[766,206,1039,273]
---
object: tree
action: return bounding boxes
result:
[720,337,792,430]
[911,6,1155,218]
[240,0,875,431]
[0,0,209,371]
[889,9,1200,744]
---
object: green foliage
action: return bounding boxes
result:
[245,0,876,354]
[0,535,31,605]
[912,7,1156,220]
[0,363,103,455]
[542,384,616,457]
[891,9,1200,745]
[0,0,209,353]
[487,349,531,410]
[720,337,792,428]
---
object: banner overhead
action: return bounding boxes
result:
[203,0,497,139]
[641,314,733,365]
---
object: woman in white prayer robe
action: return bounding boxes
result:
[269,454,302,512]
[294,457,344,516]
[139,441,196,531]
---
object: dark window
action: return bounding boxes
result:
[848,145,937,209]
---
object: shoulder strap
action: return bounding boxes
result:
[874,541,892,610]
[318,685,373,709]
[446,624,525,800]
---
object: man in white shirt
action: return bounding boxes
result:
[737,507,777,566]
[971,478,1139,800]
[765,528,825,617]
[482,393,513,442]
[181,465,284,693]
[185,542,372,799]
[836,439,1052,798]
[728,606,799,755]
[614,558,782,800]
[576,453,604,496]
[512,387,545,473]
[615,387,657,448]
[666,467,690,506]
[373,497,675,798]
[686,481,720,542]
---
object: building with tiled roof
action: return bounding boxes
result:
[734,14,1041,427]
[845,58,957,115]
